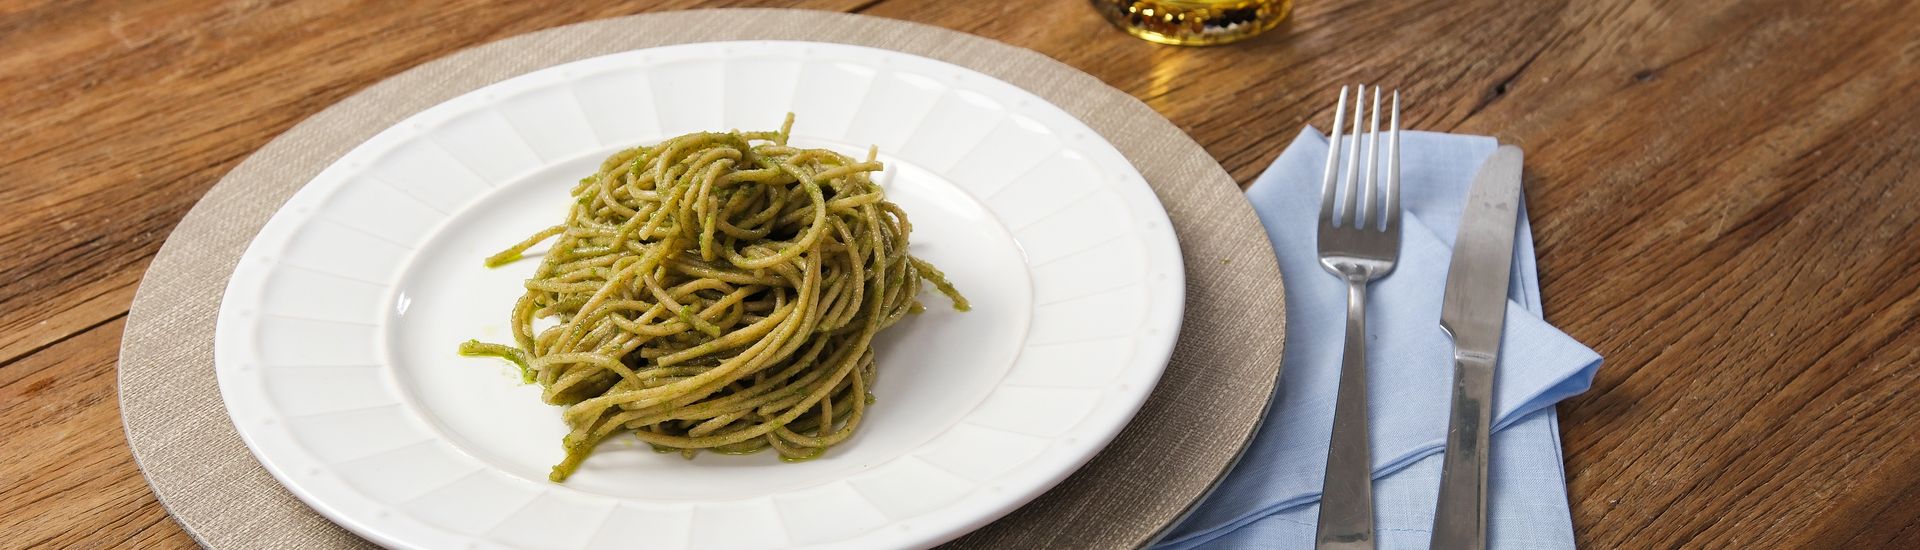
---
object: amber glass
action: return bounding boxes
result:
[1091,0,1293,46]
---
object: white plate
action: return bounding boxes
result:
[215,41,1183,550]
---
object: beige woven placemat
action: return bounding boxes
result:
[118,9,1285,549]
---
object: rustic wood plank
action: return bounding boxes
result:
[0,264,142,369]
[0,317,195,550]
[1463,2,1920,548]
[4,0,1920,547]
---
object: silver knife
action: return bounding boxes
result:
[1430,145,1524,550]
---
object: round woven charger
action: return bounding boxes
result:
[119,9,1285,549]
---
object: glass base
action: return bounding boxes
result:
[1092,0,1293,46]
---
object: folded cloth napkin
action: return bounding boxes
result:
[1155,128,1604,549]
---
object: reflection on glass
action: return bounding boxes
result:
[1091,0,1293,46]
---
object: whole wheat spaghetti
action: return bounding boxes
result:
[460,115,966,481]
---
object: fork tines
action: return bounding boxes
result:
[1318,84,1400,232]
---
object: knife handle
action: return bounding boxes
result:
[1431,353,1496,550]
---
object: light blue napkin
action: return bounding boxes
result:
[1155,129,1604,549]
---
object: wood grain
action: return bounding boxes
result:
[3,0,1918,548]
[0,316,193,549]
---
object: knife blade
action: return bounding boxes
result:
[1430,145,1524,550]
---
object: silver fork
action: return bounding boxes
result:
[1313,84,1400,550]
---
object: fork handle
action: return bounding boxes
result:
[1315,277,1375,550]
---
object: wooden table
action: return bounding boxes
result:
[4,1,1917,547]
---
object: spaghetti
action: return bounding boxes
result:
[460,116,966,481]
